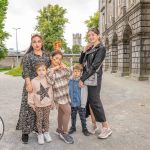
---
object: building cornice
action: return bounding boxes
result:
[102,2,150,36]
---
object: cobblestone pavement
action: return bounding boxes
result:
[0,73,150,150]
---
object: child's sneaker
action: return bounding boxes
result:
[89,126,99,134]
[98,127,112,139]
[68,127,76,134]
[43,132,52,143]
[38,133,44,145]
[59,132,74,144]
[55,128,63,135]
[82,128,90,136]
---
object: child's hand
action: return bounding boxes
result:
[60,63,67,69]
[53,65,60,71]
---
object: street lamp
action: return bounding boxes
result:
[12,27,21,65]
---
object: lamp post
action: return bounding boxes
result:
[12,27,21,65]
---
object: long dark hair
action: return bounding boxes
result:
[25,34,44,54]
[20,34,44,67]
[51,50,63,58]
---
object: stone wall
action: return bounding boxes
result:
[0,54,80,68]
[99,0,150,80]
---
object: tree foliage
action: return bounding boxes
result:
[36,4,68,51]
[0,0,9,60]
[85,11,99,29]
[72,44,81,54]
[64,46,72,54]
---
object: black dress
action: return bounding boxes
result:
[79,43,106,122]
[16,51,50,134]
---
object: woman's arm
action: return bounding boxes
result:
[25,78,32,92]
[80,46,106,82]
[79,44,93,64]
[28,92,35,111]
[22,54,30,79]
[22,54,33,92]
[79,51,86,64]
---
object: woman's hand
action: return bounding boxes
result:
[83,43,93,52]
[79,80,84,88]
[32,106,36,111]
[26,82,33,93]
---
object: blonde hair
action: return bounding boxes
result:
[35,62,47,71]
[73,64,83,71]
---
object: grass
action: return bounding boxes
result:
[63,60,78,67]
[0,67,11,72]
[5,66,22,76]
[4,61,75,77]
[63,60,72,67]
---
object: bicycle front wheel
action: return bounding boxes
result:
[0,116,4,140]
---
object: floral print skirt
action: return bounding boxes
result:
[16,84,37,134]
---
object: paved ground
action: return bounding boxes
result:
[0,72,150,150]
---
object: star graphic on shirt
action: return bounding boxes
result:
[37,83,49,101]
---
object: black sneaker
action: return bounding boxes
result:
[59,133,74,144]
[22,134,29,144]
[69,127,76,134]
[82,128,90,136]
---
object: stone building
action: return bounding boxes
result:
[73,33,82,46]
[99,0,150,80]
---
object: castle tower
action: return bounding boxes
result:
[72,33,82,46]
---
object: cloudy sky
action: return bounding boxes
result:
[4,0,98,51]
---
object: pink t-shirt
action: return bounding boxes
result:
[28,77,53,108]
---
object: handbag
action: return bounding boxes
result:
[84,72,97,86]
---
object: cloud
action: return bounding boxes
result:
[5,0,98,50]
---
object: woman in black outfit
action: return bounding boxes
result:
[79,28,112,139]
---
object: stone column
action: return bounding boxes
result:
[110,45,118,73]
[117,40,126,76]
[122,0,126,15]
[104,50,110,71]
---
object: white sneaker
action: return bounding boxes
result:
[98,127,112,139]
[44,132,52,143]
[38,133,44,145]
[89,125,99,134]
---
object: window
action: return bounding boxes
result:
[118,0,122,16]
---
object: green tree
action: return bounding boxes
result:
[72,44,81,54]
[85,11,99,29]
[64,46,72,54]
[0,0,9,60]
[36,4,68,51]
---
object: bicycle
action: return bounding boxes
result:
[0,116,4,140]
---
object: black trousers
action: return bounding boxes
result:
[86,73,106,122]
[71,107,87,129]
